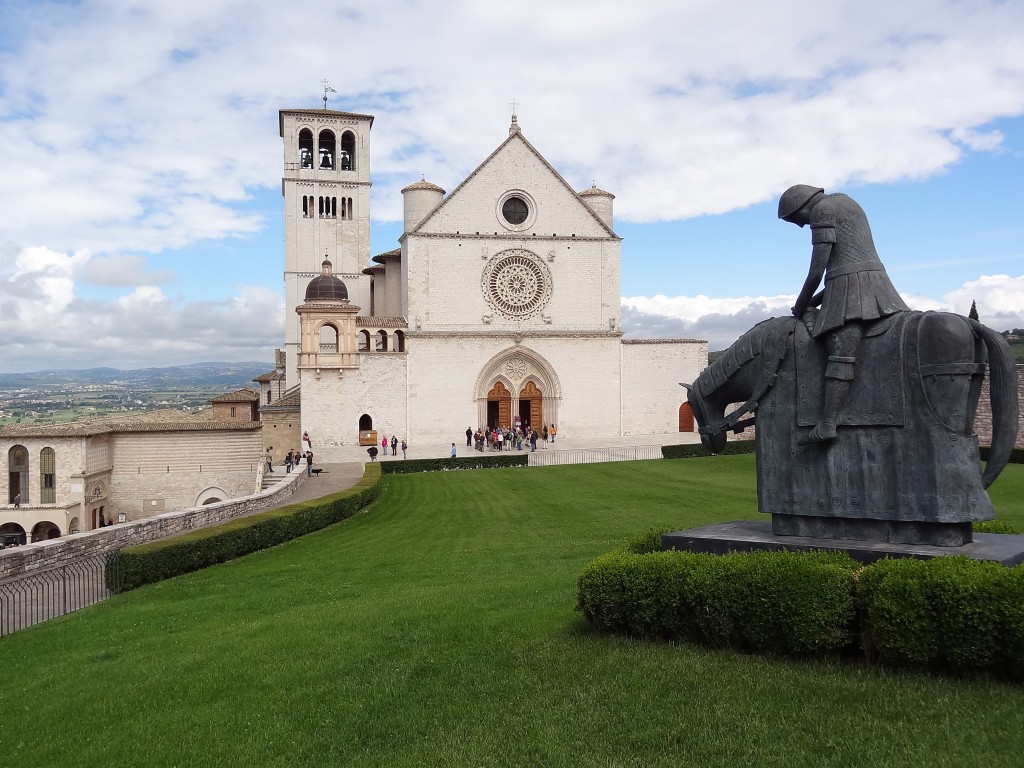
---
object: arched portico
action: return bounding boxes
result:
[474,347,561,431]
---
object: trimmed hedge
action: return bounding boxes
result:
[113,463,382,591]
[974,520,1022,535]
[578,546,858,657]
[578,537,1024,680]
[379,453,528,474]
[661,440,757,460]
[858,557,1024,676]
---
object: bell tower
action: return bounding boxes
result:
[279,107,374,387]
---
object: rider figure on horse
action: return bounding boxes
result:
[779,185,910,443]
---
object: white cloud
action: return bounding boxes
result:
[0,246,282,371]
[0,1,1022,369]
[622,274,1024,352]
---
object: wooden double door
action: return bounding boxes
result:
[487,381,543,430]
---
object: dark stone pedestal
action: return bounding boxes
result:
[771,514,973,546]
[662,520,1024,566]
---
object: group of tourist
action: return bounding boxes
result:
[368,434,407,461]
[466,423,556,453]
[283,448,314,476]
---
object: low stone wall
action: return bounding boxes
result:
[974,363,1024,449]
[0,473,305,582]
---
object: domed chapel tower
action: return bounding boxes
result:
[280,108,374,387]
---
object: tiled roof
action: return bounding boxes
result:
[356,316,409,328]
[0,408,260,438]
[579,185,614,198]
[621,338,706,345]
[401,179,445,193]
[209,388,260,403]
[252,370,285,382]
[262,386,301,410]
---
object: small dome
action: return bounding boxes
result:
[304,258,349,302]
[401,178,445,194]
[580,184,614,199]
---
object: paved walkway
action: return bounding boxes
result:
[306,431,704,467]
[266,433,704,508]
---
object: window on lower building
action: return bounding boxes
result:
[40,447,55,504]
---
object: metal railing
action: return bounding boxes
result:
[0,552,121,637]
[527,444,663,467]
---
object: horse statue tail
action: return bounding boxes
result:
[969,319,1020,488]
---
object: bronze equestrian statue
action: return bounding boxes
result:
[684,186,1019,547]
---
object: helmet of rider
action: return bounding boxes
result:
[778,184,824,221]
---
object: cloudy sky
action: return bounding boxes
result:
[1,0,1022,372]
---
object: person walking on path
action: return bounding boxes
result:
[451,442,457,458]
[401,439,407,459]
[391,435,398,456]
[550,424,556,443]
[285,450,293,473]
[266,448,274,473]
[306,450,314,476]
[367,446,378,461]
[382,435,388,455]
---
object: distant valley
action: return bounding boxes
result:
[0,362,271,426]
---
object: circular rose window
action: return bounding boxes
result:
[482,250,551,319]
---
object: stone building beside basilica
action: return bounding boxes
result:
[272,108,706,461]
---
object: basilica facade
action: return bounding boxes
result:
[277,108,706,461]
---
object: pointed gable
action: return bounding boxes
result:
[410,132,617,239]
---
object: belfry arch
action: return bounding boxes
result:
[474,347,560,431]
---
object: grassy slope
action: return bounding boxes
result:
[1,457,1023,768]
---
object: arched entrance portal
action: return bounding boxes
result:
[474,346,561,433]
[487,382,512,429]
[519,381,543,432]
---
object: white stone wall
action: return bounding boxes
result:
[620,341,708,434]
[405,136,620,334]
[108,430,263,522]
[299,353,409,461]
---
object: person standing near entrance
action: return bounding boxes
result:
[401,439,407,459]
[550,424,557,443]
[391,435,398,456]
[466,427,473,447]
[285,450,293,473]
[451,442,457,458]
[306,450,314,476]
[14,493,20,509]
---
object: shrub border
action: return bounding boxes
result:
[112,463,382,591]
[577,530,1024,681]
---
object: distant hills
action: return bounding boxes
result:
[0,362,272,390]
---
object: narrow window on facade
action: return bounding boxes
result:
[318,196,324,217]
[230,406,237,417]
[302,196,309,217]
[358,330,370,352]
[340,131,355,170]
[40,447,55,504]
[376,330,388,352]
[8,444,29,504]
[319,129,336,169]
[394,330,406,352]
[299,129,314,168]
[331,197,337,218]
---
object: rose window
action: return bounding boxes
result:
[505,357,527,380]
[482,250,551,319]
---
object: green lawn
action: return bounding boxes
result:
[2,456,1023,767]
